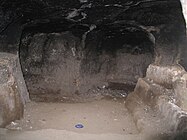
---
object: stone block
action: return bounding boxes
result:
[173,73,187,109]
[157,98,187,132]
[146,64,185,88]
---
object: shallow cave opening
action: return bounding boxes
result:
[1,0,187,139]
[19,22,154,102]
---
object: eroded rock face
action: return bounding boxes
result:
[0,53,29,127]
[20,30,153,102]
[0,0,186,102]
[0,0,185,54]
[125,64,187,139]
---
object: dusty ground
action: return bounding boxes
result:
[0,99,144,140]
[0,129,144,140]
[0,98,176,140]
[6,99,138,134]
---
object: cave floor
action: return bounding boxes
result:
[7,99,138,134]
[1,99,143,140]
[0,129,143,140]
[1,98,171,140]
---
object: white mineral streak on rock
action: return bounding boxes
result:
[180,0,187,27]
[82,24,97,49]
[67,9,79,19]
[79,0,88,3]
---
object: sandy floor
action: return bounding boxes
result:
[0,99,143,140]
[0,129,144,140]
[6,100,138,134]
[6,99,138,135]
[0,98,175,140]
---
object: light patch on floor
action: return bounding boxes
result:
[0,129,144,140]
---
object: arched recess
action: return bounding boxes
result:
[19,22,155,102]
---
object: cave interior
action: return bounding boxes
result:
[0,0,187,139]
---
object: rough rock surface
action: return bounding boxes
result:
[19,31,152,102]
[3,0,183,101]
[0,0,187,127]
[0,1,186,137]
[126,64,187,138]
[0,0,185,55]
[0,53,29,127]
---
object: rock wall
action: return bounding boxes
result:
[126,64,187,138]
[0,0,186,128]
[0,0,186,102]
[20,30,153,102]
[0,53,29,127]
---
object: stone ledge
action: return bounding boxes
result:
[146,64,185,88]
[126,64,187,136]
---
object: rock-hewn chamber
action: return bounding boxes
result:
[0,1,187,136]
